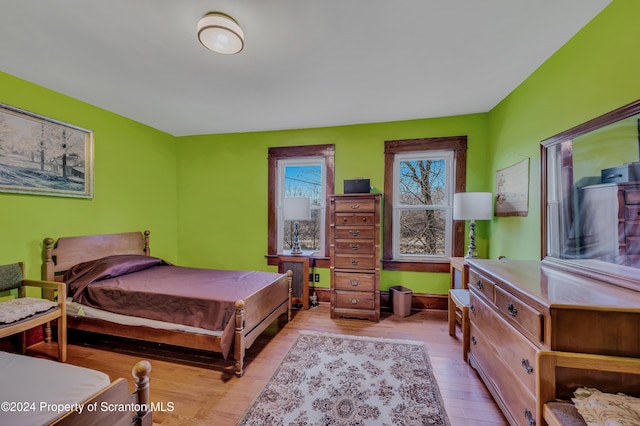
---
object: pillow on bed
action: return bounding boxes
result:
[0,297,57,324]
[572,387,640,426]
[63,254,168,299]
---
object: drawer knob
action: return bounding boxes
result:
[507,303,518,317]
[521,358,534,375]
[471,336,477,345]
[350,259,360,265]
[350,298,359,304]
[342,217,348,223]
[470,304,476,314]
[349,280,360,287]
[362,217,367,222]
[350,230,360,236]
[476,280,483,290]
[350,244,360,250]
[350,204,360,209]
[523,409,536,425]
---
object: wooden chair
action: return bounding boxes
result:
[0,262,67,362]
[448,288,470,362]
[537,351,640,426]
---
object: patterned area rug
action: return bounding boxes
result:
[239,331,450,425]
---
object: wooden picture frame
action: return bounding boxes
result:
[0,102,94,198]
[495,158,529,217]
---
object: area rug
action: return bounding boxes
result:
[238,331,450,425]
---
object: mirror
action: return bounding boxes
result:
[541,99,640,289]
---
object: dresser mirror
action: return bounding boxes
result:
[541,99,640,289]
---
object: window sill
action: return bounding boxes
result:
[381,259,450,273]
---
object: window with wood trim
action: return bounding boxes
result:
[267,145,335,265]
[383,137,467,272]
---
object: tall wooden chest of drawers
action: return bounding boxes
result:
[580,182,640,267]
[466,259,640,426]
[329,193,381,321]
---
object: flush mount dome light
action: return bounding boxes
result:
[197,12,244,54]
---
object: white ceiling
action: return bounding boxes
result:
[0,1,611,137]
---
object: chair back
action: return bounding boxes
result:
[0,263,24,292]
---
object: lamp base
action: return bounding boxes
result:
[464,220,479,258]
[291,222,302,255]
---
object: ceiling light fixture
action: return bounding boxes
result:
[197,12,244,54]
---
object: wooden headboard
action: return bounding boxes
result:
[43,231,150,281]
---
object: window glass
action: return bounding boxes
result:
[280,162,324,253]
[393,152,453,259]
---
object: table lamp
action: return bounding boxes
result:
[453,192,493,258]
[283,197,311,255]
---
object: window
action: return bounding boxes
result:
[383,137,467,272]
[277,159,324,254]
[267,145,334,265]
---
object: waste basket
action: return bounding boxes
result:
[390,286,413,317]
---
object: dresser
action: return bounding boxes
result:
[466,259,640,426]
[580,182,640,267]
[329,193,381,321]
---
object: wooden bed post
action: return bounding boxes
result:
[132,360,152,426]
[143,231,150,256]
[43,237,56,282]
[287,270,293,322]
[234,300,245,377]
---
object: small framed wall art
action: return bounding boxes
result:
[0,102,94,198]
[495,158,529,217]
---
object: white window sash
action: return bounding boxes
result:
[392,151,454,260]
[276,157,326,256]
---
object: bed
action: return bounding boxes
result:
[42,230,292,377]
[1,351,151,426]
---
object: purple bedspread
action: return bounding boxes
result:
[63,255,286,358]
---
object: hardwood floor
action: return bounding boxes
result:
[27,304,508,426]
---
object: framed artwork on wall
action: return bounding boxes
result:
[0,102,94,198]
[495,158,529,217]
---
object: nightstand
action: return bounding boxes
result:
[278,255,310,309]
[449,257,468,289]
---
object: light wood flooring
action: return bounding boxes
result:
[28,303,508,426]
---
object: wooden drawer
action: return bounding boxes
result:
[626,235,640,254]
[335,226,375,239]
[625,221,640,237]
[334,254,377,270]
[470,293,539,391]
[468,269,495,301]
[335,212,374,225]
[334,290,375,310]
[335,239,375,254]
[494,286,543,343]
[624,187,640,205]
[625,205,640,220]
[334,198,376,213]
[469,324,537,426]
[334,273,375,291]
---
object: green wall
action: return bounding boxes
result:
[176,114,489,294]
[0,73,179,281]
[3,0,639,298]
[487,0,640,260]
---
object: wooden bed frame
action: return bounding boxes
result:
[42,230,292,377]
[52,360,152,426]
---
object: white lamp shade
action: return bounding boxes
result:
[283,197,311,221]
[197,12,244,54]
[453,192,493,220]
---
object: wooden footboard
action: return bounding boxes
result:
[234,270,292,376]
[52,360,152,426]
